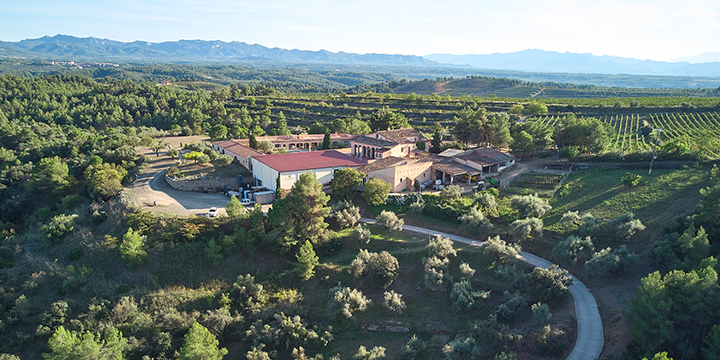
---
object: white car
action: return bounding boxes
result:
[240,198,254,206]
[207,207,219,217]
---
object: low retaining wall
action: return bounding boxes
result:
[166,175,237,192]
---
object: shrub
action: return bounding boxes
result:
[382,290,406,314]
[472,315,522,353]
[399,334,426,359]
[532,302,552,325]
[166,166,182,178]
[473,191,497,212]
[459,262,476,278]
[440,185,462,201]
[450,280,490,312]
[215,154,233,167]
[332,201,361,229]
[494,265,529,290]
[535,325,568,356]
[458,207,492,236]
[585,245,638,277]
[355,224,371,244]
[328,284,371,318]
[511,194,551,218]
[621,173,642,187]
[353,346,385,360]
[408,196,425,214]
[376,210,404,231]
[559,146,579,159]
[551,235,594,264]
[427,235,457,259]
[531,265,573,302]
[511,217,544,241]
[484,236,521,263]
[41,214,79,243]
[443,337,480,359]
[610,212,646,239]
[349,250,399,289]
[204,239,223,267]
[538,150,554,158]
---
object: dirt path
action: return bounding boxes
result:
[360,218,605,360]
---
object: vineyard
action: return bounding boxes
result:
[534,112,720,155]
[506,173,567,197]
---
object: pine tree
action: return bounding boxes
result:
[225,195,246,219]
[296,241,319,280]
[249,132,258,149]
[120,227,147,269]
[283,172,331,248]
[322,131,332,150]
[179,322,228,360]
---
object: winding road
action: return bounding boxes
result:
[360,218,604,360]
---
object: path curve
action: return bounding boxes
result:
[360,218,604,360]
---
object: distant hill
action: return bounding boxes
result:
[0,34,441,67]
[424,49,720,77]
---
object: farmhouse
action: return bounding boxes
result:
[349,128,428,159]
[235,133,355,151]
[251,150,367,191]
[357,156,434,192]
[211,139,263,170]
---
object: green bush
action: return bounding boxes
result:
[621,173,642,187]
[538,150,554,158]
[41,214,79,244]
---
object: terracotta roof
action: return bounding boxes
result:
[356,157,406,174]
[213,140,263,158]
[350,136,396,148]
[374,128,427,144]
[253,150,367,173]
[236,133,355,145]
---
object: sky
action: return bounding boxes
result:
[1,0,719,62]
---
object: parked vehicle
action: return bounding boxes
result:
[240,199,254,206]
[207,207,219,217]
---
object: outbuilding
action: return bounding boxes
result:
[250,150,367,191]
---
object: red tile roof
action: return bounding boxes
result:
[253,150,367,173]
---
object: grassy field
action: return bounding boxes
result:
[544,167,711,233]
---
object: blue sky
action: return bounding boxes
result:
[1,0,719,61]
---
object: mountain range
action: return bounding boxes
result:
[2,35,720,78]
[424,50,720,77]
[0,35,440,67]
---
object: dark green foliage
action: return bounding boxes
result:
[332,201,361,229]
[559,145,580,159]
[531,265,573,302]
[281,172,331,249]
[472,315,522,354]
[0,246,14,269]
[628,267,718,359]
[585,245,638,277]
[349,250,400,289]
[331,168,364,201]
[363,178,392,206]
[552,235,594,264]
[450,280,490,312]
[120,227,147,269]
[443,336,480,360]
[43,326,127,360]
[622,173,642,187]
[296,241,319,280]
[654,225,710,271]
[67,247,83,261]
[369,106,408,131]
[179,322,228,360]
[204,239,224,267]
[535,325,568,356]
[41,214,78,244]
[327,284,371,318]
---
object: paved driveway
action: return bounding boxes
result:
[360,218,604,360]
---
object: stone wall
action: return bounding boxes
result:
[166,175,238,192]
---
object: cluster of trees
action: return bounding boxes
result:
[627,165,720,359]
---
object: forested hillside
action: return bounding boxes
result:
[1,73,720,359]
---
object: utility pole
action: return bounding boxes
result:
[648,129,663,175]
